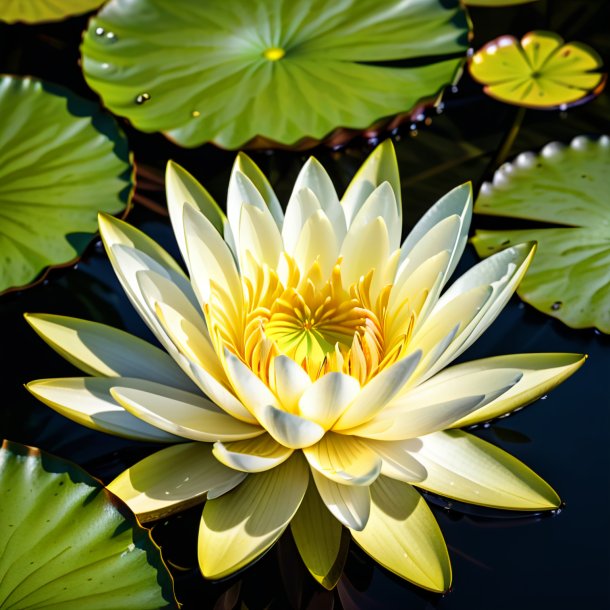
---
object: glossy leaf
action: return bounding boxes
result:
[0,76,132,294]
[0,0,103,23]
[0,440,176,610]
[473,135,610,332]
[469,31,605,108]
[81,0,468,148]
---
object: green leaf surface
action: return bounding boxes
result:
[80,0,468,148]
[473,134,610,332]
[0,0,103,24]
[0,76,133,294]
[0,439,176,610]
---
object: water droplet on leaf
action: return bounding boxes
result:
[135,93,151,104]
[551,301,562,311]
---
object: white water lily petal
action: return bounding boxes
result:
[26,377,178,442]
[424,243,535,377]
[213,435,293,473]
[350,181,401,250]
[351,477,451,593]
[298,372,360,429]
[238,203,283,275]
[228,168,268,247]
[199,455,309,579]
[24,313,193,391]
[293,210,339,278]
[109,379,263,442]
[282,187,322,253]
[349,368,522,440]
[259,404,326,449]
[411,430,561,510]
[367,440,428,483]
[311,470,371,531]
[303,433,382,485]
[290,480,348,590]
[333,350,421,431]
[183,204,243,315]
[449,353,586,427]
[288,157,345,244]
[224,351,281,420]
[166,160,226,263]
[341,140,401,226]
[399,182,472,286]
[271,355,312,414]
[340,216,389,291]
[234,152,283,228]
[108,443,245,522]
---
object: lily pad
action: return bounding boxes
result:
[0,76,133,294]
[80,0,468,149]
[0,0,104,24]
[468,31,606,108]
[472,135,610,333]
[0,439,176,609]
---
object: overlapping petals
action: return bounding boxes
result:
[26,141,584,592]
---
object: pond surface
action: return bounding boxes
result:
[1,1,609,608]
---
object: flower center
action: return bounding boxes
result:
[263,47,285,61]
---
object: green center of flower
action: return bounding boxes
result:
[263,47,285,61]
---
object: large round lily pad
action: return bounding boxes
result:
[0,0,104,24]
[0,439,176,610]
[0,76,133,294]
[472,135,610,333]
[80,0,468,149]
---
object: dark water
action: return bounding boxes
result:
[1,1,609,608]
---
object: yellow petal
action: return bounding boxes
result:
[108,442,245,522]
[110,378,262,442]
[298,372,360,429]
[23,313,193,391]
[199,454,309,579]
[271,355,312,414]
[311,469,370,530]
[259,404,326,449]
[450,353,586,428]
[367,440,427,483]
[238,203,283,275]
[26,377,178,442]
[290,480,349,590]
[303,433,381,486]
[411,430,561,510]
[293,210,339,278]
[212,434,293,473]
[351,477,451,592]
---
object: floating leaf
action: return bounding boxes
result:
[81,0,468,149]
[0,76,133,294]
[0,0,104,24]
[473,135,610,333]
[469,31,606,108]
[0,439,176,610]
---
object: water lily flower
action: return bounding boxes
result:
[469,30,606,108]
[26,141,584,592]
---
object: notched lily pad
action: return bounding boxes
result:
[81,0,468,149]
[469,31,606,108]
[0,0,104,24]
[473,135,610,333]
[0,76,133,294]
[0,439,177,610]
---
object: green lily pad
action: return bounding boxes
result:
[468,31,606,109]
[472,135,610,333]
[80,0,468,149]
[0,0,104,24]
[0,76,133,294]
[0,439,177,610]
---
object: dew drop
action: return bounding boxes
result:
[436,102,445,114]
[191,110,201,118]
[105,31,117,42]
[95,26,105,36]
[451,85,459,93]
[540,395,548,400]
[551,301,562,311]
[135,93,151,104]
[559,103,568,112]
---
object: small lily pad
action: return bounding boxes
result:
[80,0,468,149]
[0,439,176,609]
[472,135,610,333]
[0,0,104,24]
[469,31,606,108]
[0,76,133,294]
